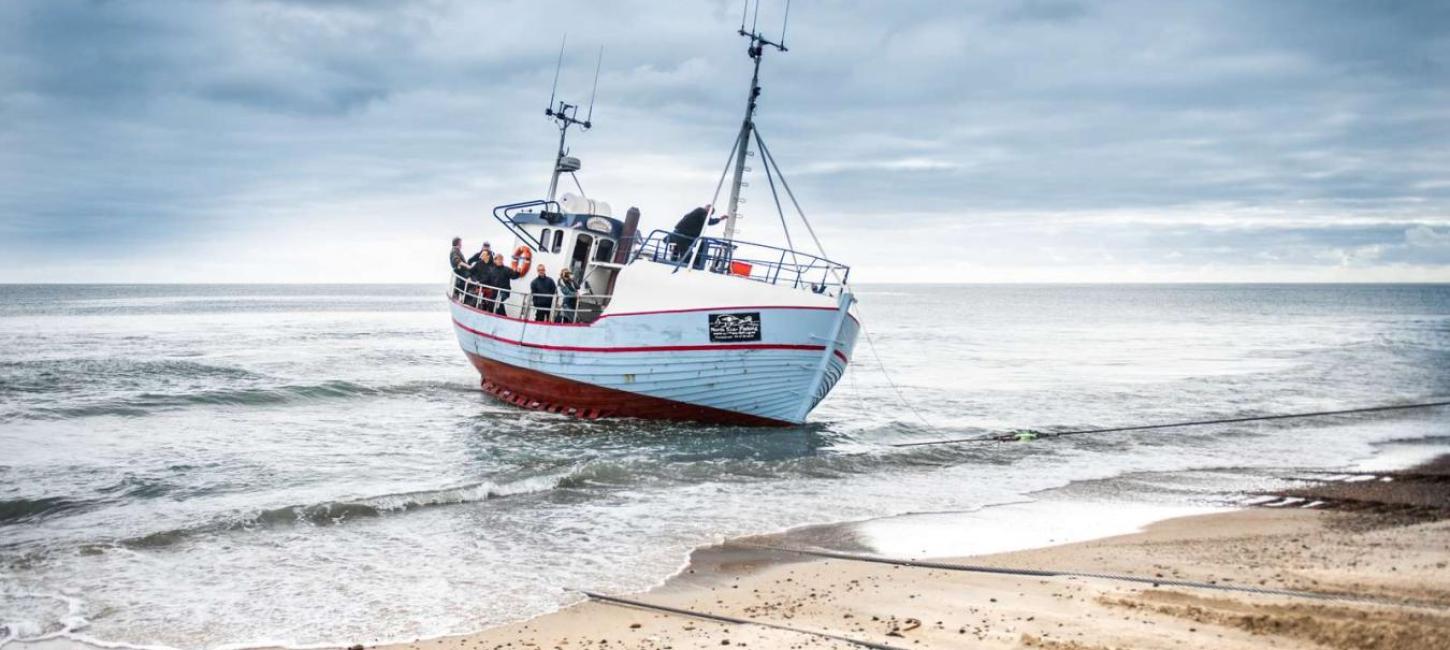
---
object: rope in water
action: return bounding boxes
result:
[891,399,1450,448]
[742,545,1448,610]
[581,591,903,649]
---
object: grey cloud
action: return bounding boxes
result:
[1,0,1448,281]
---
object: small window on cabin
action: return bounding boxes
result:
[552,230,564,253]
[540,228,551,251]
[594,239,615,262]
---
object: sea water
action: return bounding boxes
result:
[2,284,1448,648]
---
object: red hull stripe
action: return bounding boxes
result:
[448,294,859,328]
[466,352,793,427]
[453,318,845,359]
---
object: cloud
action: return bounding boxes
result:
[1,0,1448,282]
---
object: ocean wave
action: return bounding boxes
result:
[0,497,87,524]
[8,379,472,421]
[115,475,565,550]
[0,359,264,396]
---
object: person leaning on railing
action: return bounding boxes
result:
[668,204,724,262]
[449,237,469,298]
[530,265,558,322]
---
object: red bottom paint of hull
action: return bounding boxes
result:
[464,352,794,427]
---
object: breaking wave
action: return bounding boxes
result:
[7,379,472,421]
[116,474,565,550]
[0,497,87,524]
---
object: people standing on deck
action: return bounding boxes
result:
[449,237,469,298]
[487,253,521,316]
[464,243,492,307]
[668,204,725,263]
[530,265,558,322]
[557,269,580,323]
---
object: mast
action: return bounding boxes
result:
[542,40,601,202]
[544,101,588,201]
[723,11,787,242]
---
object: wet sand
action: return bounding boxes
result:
[375,458,1450,650]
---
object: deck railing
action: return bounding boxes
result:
[491,200,561,252]
[631,229,850,292]
[449,272,610,324]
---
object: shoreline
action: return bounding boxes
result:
[372,455,1450,650]
[11,450,1448,650]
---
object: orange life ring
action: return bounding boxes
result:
[511,246,533,276]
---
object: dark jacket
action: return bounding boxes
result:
[467,252,490,284]
[559,277,579,299]
[488,263,519,292]
[673,207,710,240]
[530,276,558,308]
[450,248,468,273]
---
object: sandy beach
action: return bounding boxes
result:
[377,457,1450,650]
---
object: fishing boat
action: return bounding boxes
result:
[448,19,857,426]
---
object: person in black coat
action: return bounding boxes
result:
[449,237,469,298]
[669,204,724,261]
[487,254,520,315]
[529,265,558,322]
[464,246,491,307]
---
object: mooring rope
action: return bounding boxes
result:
[892,399,1450,448]
[857,319,937,431]
[581,591,903,649]
[740,545,1448,610]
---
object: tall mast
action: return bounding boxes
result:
[723,13,787,242]
[545,102,587,201]
[542,40,601,202]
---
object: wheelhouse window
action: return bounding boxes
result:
[540,228,552,252]
[552,230,564,253]
[593,239,615,262]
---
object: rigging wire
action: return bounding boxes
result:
[569,172,587,198]
[893,399,1450,448]
[709,128,746,212]
[754,131,835,273]
[753,128,800,266]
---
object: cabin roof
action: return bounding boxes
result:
[511,211,623,239]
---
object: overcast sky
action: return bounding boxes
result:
[3,0,1448,283]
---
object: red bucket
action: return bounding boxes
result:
[729,261,753,277]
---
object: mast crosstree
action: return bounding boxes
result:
[723,0,789,242]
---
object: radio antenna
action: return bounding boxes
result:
[545,34,566,115]
[739,0,749,32]
[585,46,603,125]
[780,0,791,46]
[751,0,761,33]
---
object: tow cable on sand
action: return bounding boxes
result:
[892,399,1450,448]
[737,545,1450,611]
[580,590,904,649]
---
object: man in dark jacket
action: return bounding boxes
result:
[449,237,469,298]
[530,265,558,322]
[487,253,520,315]
[669,204,724,261]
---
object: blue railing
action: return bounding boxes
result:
[630,229,850,291]
[491,200,560,251]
